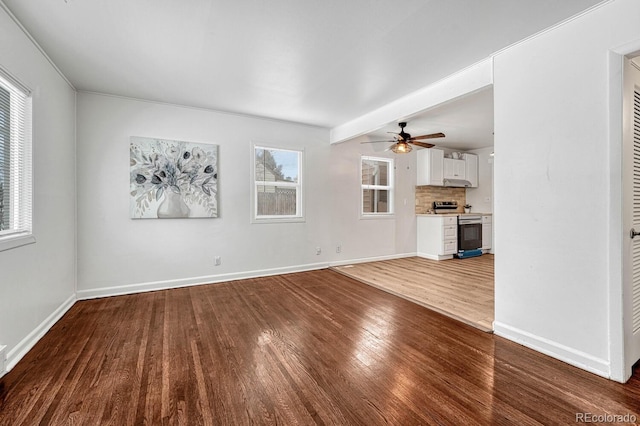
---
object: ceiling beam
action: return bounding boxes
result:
[329,57,493,144]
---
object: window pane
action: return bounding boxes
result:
[362,189,389,213]
[0,69,31,241]
[255,148,298,183]
[362,159,375,185]
[362,159,389,186]
[257,185,297,216]
[0,86,9,231]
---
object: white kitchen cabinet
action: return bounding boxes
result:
[462,153,478,188]
[417,215,457,260]
[443,158,466,180]
[417,148,444,186]
[418,149,478,187]
[482,215,492,251]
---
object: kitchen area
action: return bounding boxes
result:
[334,87,495,332]
[333,145,495,332]
[415,147,494,261]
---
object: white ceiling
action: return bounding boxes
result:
[2,0,604,129]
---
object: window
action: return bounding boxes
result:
[361,156,394,216]
[0,68,33,251]
[252,145,303,222]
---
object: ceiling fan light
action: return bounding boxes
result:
[391,142,412,154]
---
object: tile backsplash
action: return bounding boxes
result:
[415,186,466,214]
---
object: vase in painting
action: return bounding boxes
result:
[157,190,190,218]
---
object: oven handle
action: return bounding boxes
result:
[459,220,483,225]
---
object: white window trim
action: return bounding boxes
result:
[0,233,35,252]
[251,144,305,224]
[360,156,394,219]
[0,66,33,251]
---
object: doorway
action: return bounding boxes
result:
[622,53,640,382]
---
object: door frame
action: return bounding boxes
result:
[610,40,640,383]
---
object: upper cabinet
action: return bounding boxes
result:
[443,158,466,180]
[417,149,478,187]
[462,153,478,187]
[417,148,444,186]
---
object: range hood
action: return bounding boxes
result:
[443,178,472,187]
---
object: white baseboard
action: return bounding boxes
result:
[77,253,421,300]
[329,252,416,267]
[416,252,454,261]
[493,321,610,379]
[0,345,6,378]
[76,261,331,300]
[6,294,76,373]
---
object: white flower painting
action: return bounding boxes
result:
[130,137,218,219]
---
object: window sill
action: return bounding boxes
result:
[252,216,306,224]
[0,233,36,252]
[360,213,395,220]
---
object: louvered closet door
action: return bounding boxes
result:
[633,88,640,338]
[625,57,640,376]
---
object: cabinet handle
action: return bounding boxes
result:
[631,228,640,239]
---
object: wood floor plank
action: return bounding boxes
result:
[332,255,495,332]
[1,269,639,425]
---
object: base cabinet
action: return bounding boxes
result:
[417,216,457,260]
[482,215,492,251]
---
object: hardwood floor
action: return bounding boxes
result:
[332,255,494,332]
[1,269,639,425]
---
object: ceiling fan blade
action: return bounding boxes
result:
[409,132,446,140]
[360,140,395,144]
[409,141,435,149]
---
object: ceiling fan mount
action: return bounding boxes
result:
[396,122,410,141]
[361,122,445,153]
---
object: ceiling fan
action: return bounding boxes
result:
[362,122,445,153]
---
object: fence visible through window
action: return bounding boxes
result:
[257,186,297,216]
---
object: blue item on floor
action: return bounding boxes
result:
[456,249,483,259]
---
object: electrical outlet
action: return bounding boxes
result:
[315,247,321,255]
[336,244,342,253]
[214,256,221,266]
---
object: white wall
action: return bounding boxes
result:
[76,93,329,295]
[493,0,640,379]
[464,147,494,215]
[329,137,417,263]
[76,93,416,297]
[0,7,76,372]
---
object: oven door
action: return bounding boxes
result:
[458,223,482,251]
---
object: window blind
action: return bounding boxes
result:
[0,86,10,230]
[0,68,32,238]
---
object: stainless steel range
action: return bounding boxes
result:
[433,200,458,213]
[458,214,483,251]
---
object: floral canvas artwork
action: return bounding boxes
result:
[130,137,218,219]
